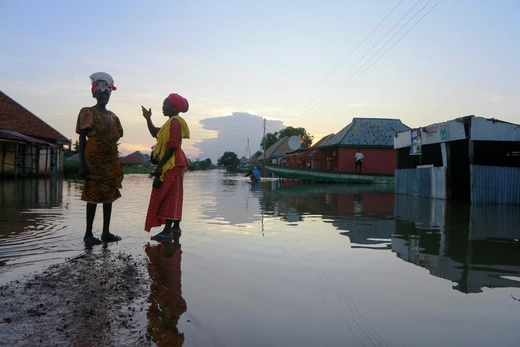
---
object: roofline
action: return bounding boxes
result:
[319,144,394,150]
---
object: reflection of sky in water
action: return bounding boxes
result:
[1,172,520,346]
[200,176,262,226]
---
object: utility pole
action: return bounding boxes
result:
[246,138,251,158]
[262,118,266,160]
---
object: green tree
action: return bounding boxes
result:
[260,126,314,150]
[260,132,279,151]
[278,126,313,148]
[217,151,240,171]
[187,158,213,171]
[201,158,212,170]
[63,139,78,158]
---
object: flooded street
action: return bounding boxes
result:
[1,171,520,346]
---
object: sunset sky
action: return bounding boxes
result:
[1,0,518,162]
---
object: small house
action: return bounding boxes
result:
[119,153,146,167]
[0,91,70,178]
[258,136,295,165]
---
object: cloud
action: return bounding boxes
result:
[193,112,284,163]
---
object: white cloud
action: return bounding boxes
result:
[194,112,285,162]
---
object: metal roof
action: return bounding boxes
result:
[0,129,58,147]
[320,118,410,148]
[0,91,70,144]
[261,136,293,159]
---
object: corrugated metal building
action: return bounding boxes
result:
[394,115,520,204]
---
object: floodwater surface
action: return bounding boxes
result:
[1,171,519,346]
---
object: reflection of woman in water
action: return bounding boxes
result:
[145,236,186,346]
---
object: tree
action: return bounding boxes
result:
[278,126,313,148]
[188,158,213,171]
[217,151,240,171]
[260,132,279,151]
[260,126,314,150]
[64,139,78,158]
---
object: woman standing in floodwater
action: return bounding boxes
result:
[142,93,190,240]
[76,72,124,245]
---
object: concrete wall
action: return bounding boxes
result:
[338,147,397,174]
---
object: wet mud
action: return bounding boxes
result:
[0,249,152,347]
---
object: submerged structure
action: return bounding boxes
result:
[394,115,520,204]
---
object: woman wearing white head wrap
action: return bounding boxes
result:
[89,72,117,95]
[76,72,124,245]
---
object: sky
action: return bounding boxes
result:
[1,0,519,163]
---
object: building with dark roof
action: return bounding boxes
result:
[0,91,70,178]
[287,118,410,175]
[287,133,335,169]
[119,153,146,166]
[259,136,296,165]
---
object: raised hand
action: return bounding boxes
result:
[141,106,152,119]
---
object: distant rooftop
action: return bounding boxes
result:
[320,118,410,148]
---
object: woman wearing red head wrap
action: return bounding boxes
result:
[142,93,190,239]
[76,72,124,245]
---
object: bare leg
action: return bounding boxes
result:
[101,203,121,242]
[159,219,173,236]
[173,220,181,234]
[151,220,176,241]
[101,202,112,235]
[84,203,101,244]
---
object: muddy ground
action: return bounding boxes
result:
[0,249,153,347]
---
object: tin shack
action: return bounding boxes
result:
[394,115,520,204]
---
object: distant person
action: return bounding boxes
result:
[245,165,261,182]
[76,72,124,245]
[354,148,364,172]
[142,93,190,240]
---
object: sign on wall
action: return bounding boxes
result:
[410,129,422,155]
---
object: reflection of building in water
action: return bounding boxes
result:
[261,182,394,220]
[260,182,397,249]
[337,217,395,250]
[0,177,63,236]
[353,193,362,214]
[392,194,520,293]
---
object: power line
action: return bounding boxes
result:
[288,0,443,123]
[281,0,406,116]
[286,0,424,123]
